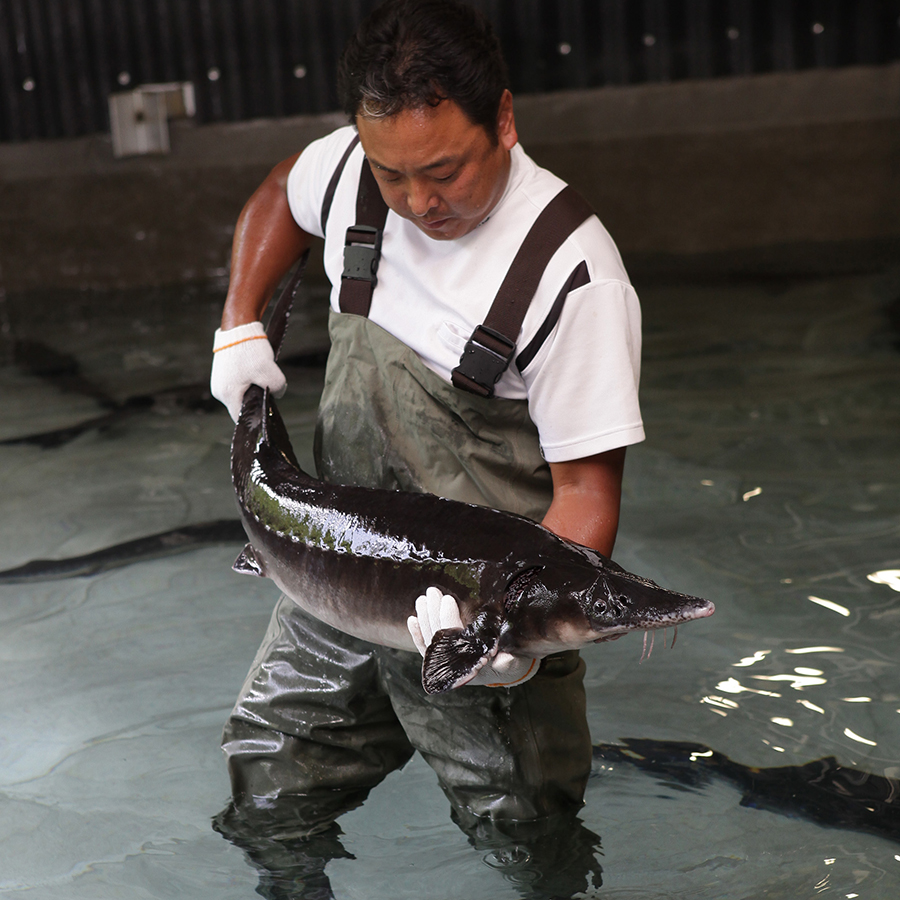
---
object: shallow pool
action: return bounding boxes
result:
[1,269,898,898]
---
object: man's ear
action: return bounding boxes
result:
[496,89,518,151]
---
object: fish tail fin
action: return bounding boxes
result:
[259,387,304,473]
[234,246,305,438]
[265,251,310,360]
[260,387,271,445]
[233,543,265,578]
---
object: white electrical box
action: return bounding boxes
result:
[109,82,195,158]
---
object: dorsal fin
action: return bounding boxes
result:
[265,250,310,360]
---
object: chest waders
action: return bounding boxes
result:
[219,148,602,864]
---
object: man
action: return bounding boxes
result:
[211,1,642,895]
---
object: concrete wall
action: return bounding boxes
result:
[521,63,900,278]
[1,63,898,293]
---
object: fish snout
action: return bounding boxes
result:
[587,568,715,634]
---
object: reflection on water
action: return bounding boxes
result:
[0,270,899,897]
[869,570,900,591]
[809,594,852,616]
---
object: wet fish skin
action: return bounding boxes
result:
[231,383,715,694]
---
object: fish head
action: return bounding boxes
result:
[581,550,715,642]
[504,543,714,650]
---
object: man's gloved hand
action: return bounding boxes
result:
[407,587,539,688]
[210,322,287,422]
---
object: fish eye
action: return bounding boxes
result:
[593,591,627,618]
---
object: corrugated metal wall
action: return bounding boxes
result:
[2,0,899,143]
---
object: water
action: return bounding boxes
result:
[1,270,898,898]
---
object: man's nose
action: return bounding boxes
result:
[407,180,438,217]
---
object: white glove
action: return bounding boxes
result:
[407,587,539,688]
[210,322,287,422]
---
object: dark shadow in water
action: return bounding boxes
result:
[0,519,246,583]
[10,338,119,406]
[213,805,355,900]
[594,738,900,845]
[884,294,900,352]
[1,335,328,449]
[2,334,212,447]
[214,737,900,899]
[452,806,604,900]
[213,795,603,900]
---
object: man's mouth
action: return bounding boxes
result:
[418,217,450,231]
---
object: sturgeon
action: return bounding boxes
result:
[230,266,715,694]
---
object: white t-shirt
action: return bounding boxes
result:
[287,125,644,462]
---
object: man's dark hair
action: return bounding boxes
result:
[337,0,510,142]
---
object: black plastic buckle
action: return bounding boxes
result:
[451,325,515,398]
[342,225,382,282]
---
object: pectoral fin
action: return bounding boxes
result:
[421,612,500,694]
[233,543,265,578]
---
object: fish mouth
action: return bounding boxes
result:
[593,631,627,644]
[593,600,716,660]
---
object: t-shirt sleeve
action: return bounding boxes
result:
[523,279,645,462]
[286,125,359,239]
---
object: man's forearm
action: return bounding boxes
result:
[542,447,626,557]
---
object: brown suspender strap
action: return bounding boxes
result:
[320,134,360,234]
[451,185,595,398]
[339,157,389,317]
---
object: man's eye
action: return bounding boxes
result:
[435,171,457,183]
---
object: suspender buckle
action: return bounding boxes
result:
[451,325,516,398]
[342,225,382,283]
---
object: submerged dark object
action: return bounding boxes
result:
[0,519,246,583]
[593,738,900,845]
[0,337,212,448]
[9,337,116,407]
[1,324,327,449]
[230,266,715,694]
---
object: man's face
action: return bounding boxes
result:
[355,91,517,241]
